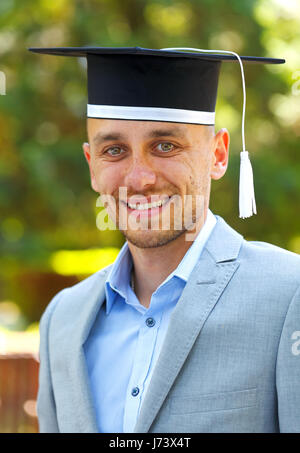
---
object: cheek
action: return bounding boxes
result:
[159,157,204,192]
[92,162,121,194]
[160,158,189,180]
[185,158,211,192]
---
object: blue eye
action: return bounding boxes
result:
[106,146,124,156]
[157,143,174,152]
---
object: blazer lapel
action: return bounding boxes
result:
[134,216,243,433]
[67,268,110,433]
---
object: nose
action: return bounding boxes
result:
[124,156,156,192]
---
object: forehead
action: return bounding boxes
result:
[87,118,210,143]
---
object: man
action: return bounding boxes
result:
[29,47,300,433]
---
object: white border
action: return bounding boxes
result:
[87,104,215,124]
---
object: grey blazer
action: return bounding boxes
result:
[37,216,300,433]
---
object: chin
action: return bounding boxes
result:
[121,228,187,249]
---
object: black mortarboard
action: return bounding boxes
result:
[28,46,285,218]
[28,46,284,125]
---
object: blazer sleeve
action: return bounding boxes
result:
[276,284,300,433]
[37,292,62,433]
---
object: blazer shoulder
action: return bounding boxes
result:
[240,238,300,284]
[244,239,300,263]
[40,263,112,324]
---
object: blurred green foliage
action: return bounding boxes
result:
[0,0,299,325]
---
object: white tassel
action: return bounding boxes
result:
[239,151,256,218]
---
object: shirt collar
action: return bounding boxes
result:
[105,209,216,314]
[105,240,133,314]
[171,209,216,282]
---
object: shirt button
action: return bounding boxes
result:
[131,387,140,397]
[145,317,156,327]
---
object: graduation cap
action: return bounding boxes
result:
[28,46,285,218]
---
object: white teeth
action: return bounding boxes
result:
[127,198,169,210]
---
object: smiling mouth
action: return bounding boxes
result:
[126,197,170,211]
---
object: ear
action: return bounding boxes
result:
[82,142,100,192]
[210,128,230,180]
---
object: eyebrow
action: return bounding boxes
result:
[92,128,187,146]
[93,132,123,146]
[146,128,187,139]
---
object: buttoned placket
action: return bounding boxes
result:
[122,299,164,433]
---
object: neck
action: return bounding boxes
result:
[127,210,208,308]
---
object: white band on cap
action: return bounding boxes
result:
[87,104,215,125]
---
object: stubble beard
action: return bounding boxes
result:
[121,226,187,249]
[117,205,200,249]
[107,183,206,248]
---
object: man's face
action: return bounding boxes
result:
[83,119,229,248]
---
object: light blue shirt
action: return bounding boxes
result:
[84,210,217,433]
